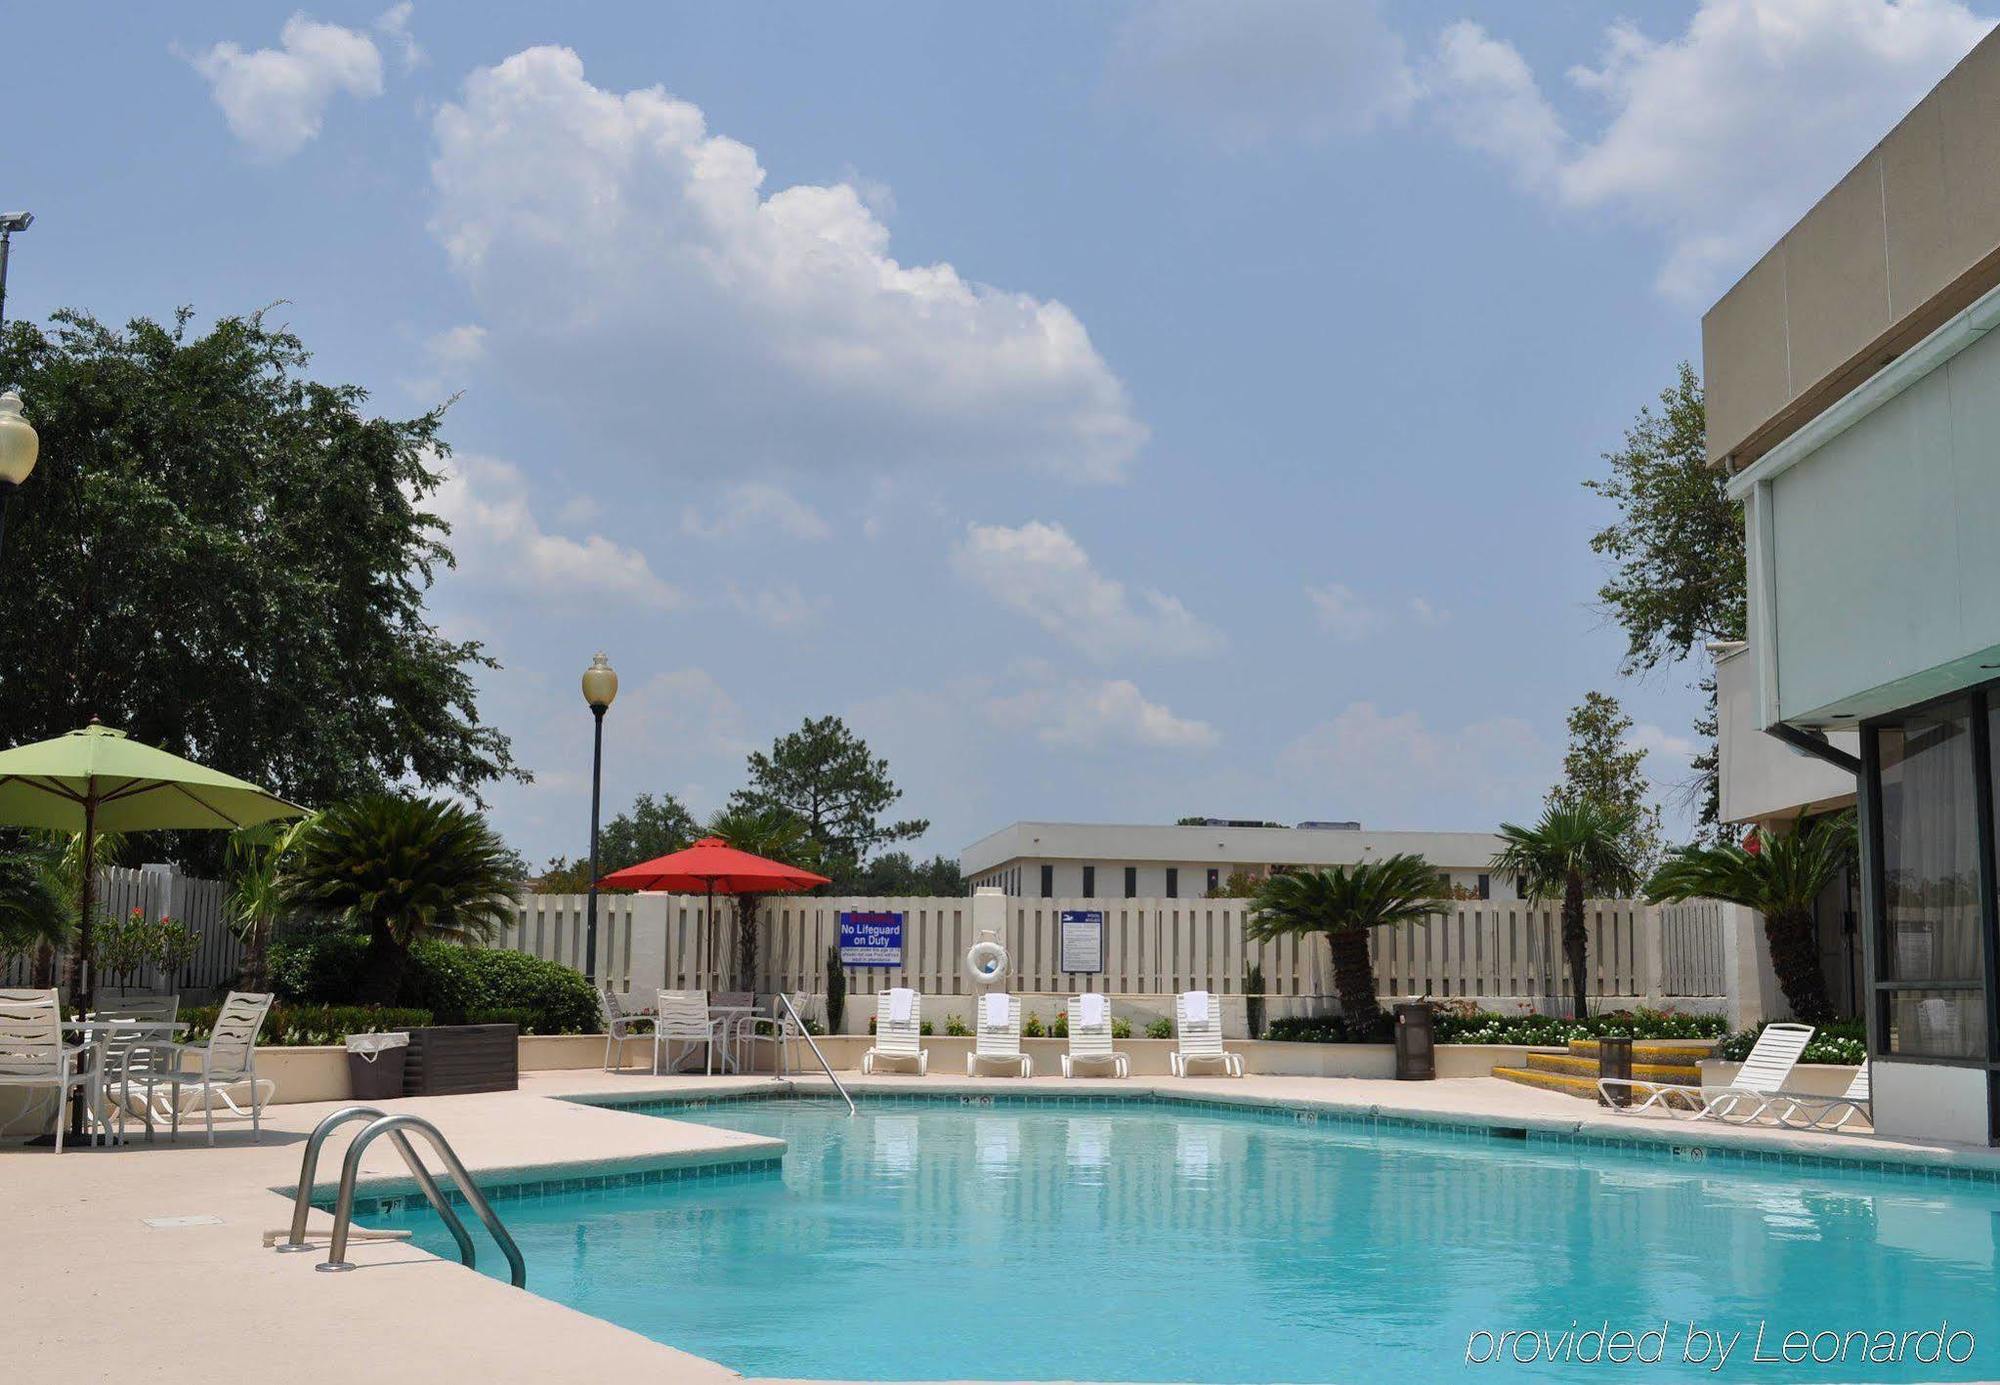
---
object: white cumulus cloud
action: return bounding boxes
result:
[682,482,831,542]
[1306,583,1381,641]
[428,47,1146,482]
[1279,702,1551,826]
[955,520,1222,661]
[1425,0,1994,301]
[989,677,1219,752]
[431,452,683,611]
[184,12,386,160]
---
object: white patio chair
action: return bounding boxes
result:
[1169,990,1243,1077]
[712,990,756,1071]
[861,988,928,1074]
[92,993,180,1138]
[600,985,653,1072]
[0,988,95,1153]
[967,993,1031,1077]
[1597,1021,1815,1123]
[653,989,721,1075]
[1775,1060,1872,1132]
[137,991,276,1146]
[1062,993,1128,1078]
[739,992,812,1076]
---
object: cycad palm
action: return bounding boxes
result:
[284,794,518,1003]
[1647,813,1853,1024]
[1490,799,1643,1019]
[1247,855,1449,1030]
[0,847,73,988]
[705,805,817,989]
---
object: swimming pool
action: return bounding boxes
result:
[362,1096,2000,1381]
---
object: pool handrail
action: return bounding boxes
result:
[779,992,855,1116]
[318,1112,526,1287]
[277,1105,474,1269]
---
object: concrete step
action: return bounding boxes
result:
[1569,1038,1718,1064]
[1525,1051,1700,1082]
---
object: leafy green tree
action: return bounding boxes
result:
[841,851,965,897]
[225,812,319,991]
[731,716,926,877]
[283,794,519,1003]
[1491,800,1645,1020]
[1584,363,1742,834]
[704,804,818,989]
[1547,691,1665,873]
[1246,856,1449,1030]
[599,792,698,872]
[0,309,518,862]
[1647,813,1854,1023]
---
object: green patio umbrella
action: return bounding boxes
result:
[0,720,306,1014]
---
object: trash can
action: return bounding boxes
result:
[346,1031,410,1101]
[1393,1003,1435,1080]
[1597,1036,1634,1107]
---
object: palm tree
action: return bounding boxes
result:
[704,805,817,990]
[0,847,73,988]
[1490,799,1643,1020]
[1647,813,1852,1024]
[284,794,518,1004]
[1246,856,1450,1031]
[225,812,319,991]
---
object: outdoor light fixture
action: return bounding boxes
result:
[581,653,619,984]
[0,212,33,233]
[0,389,39,561]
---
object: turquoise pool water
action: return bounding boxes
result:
[365,1097,2000,1381]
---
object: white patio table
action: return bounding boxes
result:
[57,1019,188,1146]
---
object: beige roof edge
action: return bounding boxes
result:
[1703,27,2000,469]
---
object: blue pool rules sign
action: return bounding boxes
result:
[1060,910,1105,973]
[838,911,905,967]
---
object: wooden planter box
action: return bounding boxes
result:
[403,1024,520,1096]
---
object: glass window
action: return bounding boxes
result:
[1206,868,1220,895]
[1166,867,1179,899]
[1878,702,1982,986]
[1123,866,1137,898]
[1477,873,1490,901]
[1884,989,1986,1060]
[1039,864,1053,899]
[1082,866,1095,898]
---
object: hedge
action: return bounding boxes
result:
[180,1003,433,1048]
[1264,1006,1731,1048]
[269,934,600,1035]
[1716,1019,1865,1066]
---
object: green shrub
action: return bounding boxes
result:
[180,1003,432,1047]
[1144,1017,1172,1040]
[1245,963,1266,1040]
[943,1014,970,1037]
[1263,1005,1731,1047]
[268,933,600,1033]
[824,944,846,1034]
[1111,1017,1133,1039]
[1717,1019,1865,1066]
[1022,1011,1046,1038]
[464,1006,539,1032]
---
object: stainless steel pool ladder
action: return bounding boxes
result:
[778,992,855,1116]
[275,1105,526,1288]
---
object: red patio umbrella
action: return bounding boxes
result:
[598,837,830,987]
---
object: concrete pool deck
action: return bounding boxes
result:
[5,1067,1995,1383]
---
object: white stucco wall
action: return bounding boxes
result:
[1713,641,1857,825]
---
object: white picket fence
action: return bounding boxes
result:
[1,865,243,997]
[505,890,1733,1023]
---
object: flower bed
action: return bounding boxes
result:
[1266,1005,1730,1047]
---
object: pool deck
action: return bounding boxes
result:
[6,1067,1996,1383]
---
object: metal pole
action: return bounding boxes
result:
[584,704,606,983]
[0,229,12,329]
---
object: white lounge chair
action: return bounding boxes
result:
[0,989,96,1153]
[1597,1021,1815,1123]
[600,985,654,1072]
[1062,993,1128,1078]
[93,993,181,1138]
[1169,990,1243,1077]
[1775,1060,1871,1131]
[967,993,1031,1077]
[861,988,928,1074]
[133,991,276,1145]
[653,990,721,1075]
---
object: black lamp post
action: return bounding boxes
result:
[581,652,619,983]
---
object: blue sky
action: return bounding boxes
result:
[8,1,1992,867]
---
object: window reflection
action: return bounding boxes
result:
[1878,704,1981,985]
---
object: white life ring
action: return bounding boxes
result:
[965,936,1008,987]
